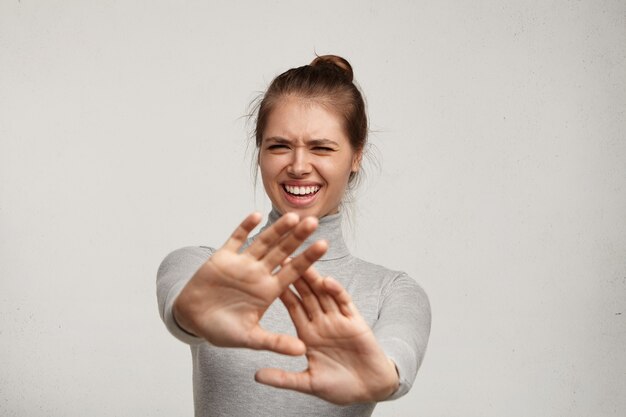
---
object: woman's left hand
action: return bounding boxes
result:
[255,266,399,405]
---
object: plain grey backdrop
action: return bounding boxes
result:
[1,1,625,416]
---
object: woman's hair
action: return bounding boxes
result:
[253,54,368,187]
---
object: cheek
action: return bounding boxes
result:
[258,153,273,176]
[259,153,286,181]
[321,158,354,184]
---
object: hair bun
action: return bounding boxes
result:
[310,54,354,82]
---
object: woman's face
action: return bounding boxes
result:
[259,97,361,219]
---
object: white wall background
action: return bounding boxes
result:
[1,1,625,416]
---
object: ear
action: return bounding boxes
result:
[351,150,363,173]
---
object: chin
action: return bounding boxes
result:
[282,207,318,218]
[272,204,322,219]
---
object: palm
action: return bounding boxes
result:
[173,212,327,356]
[256,269,399,404]
[299,313,383,402]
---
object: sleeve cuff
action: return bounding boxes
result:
[379,337,418,401]
[163,281,205,345]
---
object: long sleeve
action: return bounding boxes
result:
[373,273,431,400]
[156,246,215,345]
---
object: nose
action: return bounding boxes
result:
[287,148,312,177]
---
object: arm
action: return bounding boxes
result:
[156,245,214,345]
[374,273,431,400]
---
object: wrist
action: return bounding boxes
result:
[172,297,198,337]
[388,357,400,390]
[379,357,400,400]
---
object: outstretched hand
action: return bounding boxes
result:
[255,266,399,405]
[173,212,327,356]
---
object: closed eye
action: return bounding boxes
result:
[313,146,335,152]
[267,144,289,150]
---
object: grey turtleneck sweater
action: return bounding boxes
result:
[157,211,431,417]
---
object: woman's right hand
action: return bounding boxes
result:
[173,212,327,356]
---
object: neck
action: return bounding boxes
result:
[264,208,350,260]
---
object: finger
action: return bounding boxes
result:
[255,368,312,395]
[246,325,305,356]
[293,277,322,319]
[261,216,319,269]
[280,286,310,327]
[301,267,339,314]
[222,212,263,252]
[245,212,299,259]
[276,240,327,287]
[322,276,356,317]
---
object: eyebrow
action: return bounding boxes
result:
[264,137,340,147]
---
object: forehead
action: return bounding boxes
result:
[263,97,348,144]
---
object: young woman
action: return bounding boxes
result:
[157,55,431,417]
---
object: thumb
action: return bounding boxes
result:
[246,325,305,356]
[255,367,312,394]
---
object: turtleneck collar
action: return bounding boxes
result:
[256,208,351,261]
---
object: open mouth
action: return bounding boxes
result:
[282,184,321,197]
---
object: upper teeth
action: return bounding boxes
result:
[285,185,320,195]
